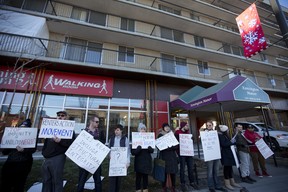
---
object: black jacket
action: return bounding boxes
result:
[218,132,236,166]
[131,145,154,174]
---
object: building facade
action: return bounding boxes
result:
[0,0,288,143]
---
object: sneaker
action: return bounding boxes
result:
[255,171,263,177]
[190,182,199,190]
[247,176,257,182]
[241,176,254,184]
[262,171,272,177]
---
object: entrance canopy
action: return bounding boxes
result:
[170,76,271,112]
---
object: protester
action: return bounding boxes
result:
[175,122,198,191]
[108,124,130,192]
[41,111,75,192]
[234,124,257,184]
[77,116,105,192]
[157,123,178,192]
[201,121,227,192]
[244,125,271,177]
[218,125,241,190]
[131,123,154,192]
[0,119,36,192]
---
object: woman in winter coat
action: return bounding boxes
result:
[218,125,241,190]
[157,123,178,192]
[131,123,154,192]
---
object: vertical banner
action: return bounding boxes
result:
[200,131,221,162]
[236,3,268,58]
[179,134,194,156]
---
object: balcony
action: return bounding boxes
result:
[0,32,287,93]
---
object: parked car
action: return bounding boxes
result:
[235,122,288,151]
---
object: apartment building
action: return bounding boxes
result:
[0,0,287,143]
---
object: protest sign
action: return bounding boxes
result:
[179,134,194,156]
[200,130,221,162]
[230,145,240,168]
[255,138,274,159]
[0,127,38,148]
[38,118,75,139]
[132,132,155,149]
[109,147,128,176]
[65,130,110,174]
[155,131,179,151]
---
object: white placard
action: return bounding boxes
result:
[38,118,75,139]
[132,132,155,149]
[155,131,179,151]
[179,134,194,156]
[255,138,274,159]
[65,130,110,174]
[1,127,38,148]
[200,130,221,162]
[230,145,240,168]
[109,147,128,176]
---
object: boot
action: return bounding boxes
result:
[230,178,241,188]
[143,189,148,192]
[224,179,234,190]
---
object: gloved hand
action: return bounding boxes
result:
[230,138,236,144]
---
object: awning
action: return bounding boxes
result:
[170,75,271,112]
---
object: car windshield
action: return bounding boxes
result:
[255,123,274,131]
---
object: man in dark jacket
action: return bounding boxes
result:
[41,111,75,192]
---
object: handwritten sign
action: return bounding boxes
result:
[65,130,110,174]
[200,130,221,161]
[179,134,194,156]
[255,138,274,159]
[38,118,75,139]
[230,145,240,168]
[109,147,128,176]
[132,132,155,149]
[155,131,179,151]
[0,127,38,148]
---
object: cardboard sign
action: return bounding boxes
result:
[200,130,221,162]
[65,130,110,174]
[0,127,38,148]
[38,118,75,139]
[179,134,194,156]
[109,147,128,176]
[255,138,274,159]
[132,132,155,149]
[155,131,179,151]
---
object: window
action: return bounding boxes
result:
[118,46,134,63]
[190,12,200,21]
[2,0,23,8]
[173,30,184,42]
[23,0,46,12]
[223,43,243,56]
[71,7,88,21]
[159,5,181,15]
[231,46,242,56]
[121,18,135,32]
[260,53,268,62]
[86,42,102,64]
[198,60,209,75]
[267,74,276,87]
[64,38,86,62]
[194,36,204,47]
[161,27,184,42]
[161,54,187,75]
[175,57,188,76]
[223,44,231,53]
[89,11,106,26]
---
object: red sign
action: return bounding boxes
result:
[42,71,113,97]
[0,66,114,97]
[236,3,268,58]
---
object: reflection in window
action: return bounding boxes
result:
[161,54,175,74]
[130,112,146,140]
[39,107,62,118]
[71,7,88,21]
[121,18,135,32]
[109,111,128,138]
[89,11,106,26]
[23,0,46,12]
[40,95,64,106]
[118,46,134,63]
[130,99,145,110]
[110,98,129,110]
[198,60,210,75]
[64,38,86,62]
[89,97,109,109]
[65,96,87,108]
[86,42,102,64]
[3,92,33,105]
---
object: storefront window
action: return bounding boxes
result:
[3,92,32,105]
[110,98,129,110]
[130,99,145,110]
[87,110,108,143]
[108,111,128,139]
[130,111,146,139]
[65,95,87,108]
[88,97,109,109]
[40,94,64,106]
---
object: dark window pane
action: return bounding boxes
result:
[89,11,106,26]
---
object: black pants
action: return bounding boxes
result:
[223,166,233,179]
[77,166,102,192]
[1,160,33,192]
[135,172,148,190]
[109,176,122,192]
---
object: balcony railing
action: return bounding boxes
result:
[0,32,287,92]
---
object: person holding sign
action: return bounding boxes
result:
[157,123,178,192]
[108,124,130,192]
[234,124,256,184]
[41,111,76,192]
[244,125,271,177]
[77,116,105,192]
[174,122,198,191]
[0,119,36,192]
[202,121,227,192]
[218,125,241,190]
[131,123,154,192]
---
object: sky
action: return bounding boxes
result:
[279,0,288,8]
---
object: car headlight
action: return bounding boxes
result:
[276,134,288,139]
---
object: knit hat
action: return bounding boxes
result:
[138,123,146,131]
[219,125,228,132]
[19,119,32,127]
[162,123,170,129]
[180,122,187,129]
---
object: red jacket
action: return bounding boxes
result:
[243,130,262,152]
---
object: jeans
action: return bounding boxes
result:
[77,166,102,192]
[206,159,221,189]
[239,151,251,177]
[179,156,195,184]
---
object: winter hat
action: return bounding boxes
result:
[19,119,32,127]
[180,122,187,129]
[219,125,228,132]
[138,123,146,131]
[162,123,170,129]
